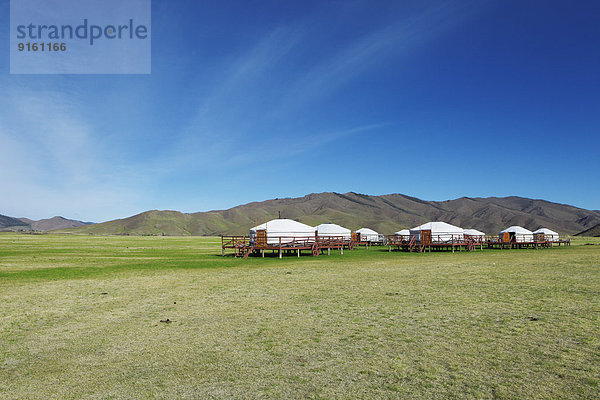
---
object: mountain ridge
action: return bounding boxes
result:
[0,215,93,232]
[55,192,600,236]
[575,223,600,237]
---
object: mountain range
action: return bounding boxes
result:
[0,215,93,232]
[44,192,600,236]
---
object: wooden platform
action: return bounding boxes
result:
[484,235,571,249]
[224,233,571,258]
[221,235,354,259]
[387,234,477,253]
[386,234,571,253]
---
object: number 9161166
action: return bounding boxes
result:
[18,42,67,52]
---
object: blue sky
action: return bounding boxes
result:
[1,0,599,222]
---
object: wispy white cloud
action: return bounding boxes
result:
[183,26,305,134]
[273,1,477,115]
[153,2,473,177]
[0,87,146,221]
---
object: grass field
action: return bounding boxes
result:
[1,233,599,399]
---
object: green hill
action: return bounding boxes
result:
[56,192,600,236]
[575,223,600,237]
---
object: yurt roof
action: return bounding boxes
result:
[500,226,533,234]
[410,221,464,233]
[355,227,379,235]
[316,223,351,234]
[463,228,486,236]
[250,219,315,234]
[532,228,558,235]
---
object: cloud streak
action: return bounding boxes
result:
[0,87,147,221]
[153,2,475,177]
[273,1,479,115]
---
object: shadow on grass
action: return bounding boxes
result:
[0,258,240,282]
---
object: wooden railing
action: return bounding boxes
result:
[464,235,485,243]
[221,235,248,248]
[387,234,410,245]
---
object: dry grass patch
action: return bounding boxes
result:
[0,233,599,398]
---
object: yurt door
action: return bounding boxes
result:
[256,230,267,247]
[421,230,432,245]
[502,232,510,243]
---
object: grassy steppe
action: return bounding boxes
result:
[1,234,599,399]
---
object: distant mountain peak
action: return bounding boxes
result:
[0,214,94,232]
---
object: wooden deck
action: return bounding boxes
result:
[221,235,354,259]
[387,234,477,253]
[484,235,571,249]
[387,234,571,253]
[224,233,571,258]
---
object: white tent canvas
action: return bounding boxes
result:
[409,222,464,243]
[463,228,486,237]
[316,223,351,240]
[500,226,534,243]
[250,219,315,245]
[533,228,559,242]
[394,229,410,236]
[355,228,379,242]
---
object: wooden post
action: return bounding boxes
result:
[297,249,300,257]
[341,247,343,255]
[327,248,330,256]
[261,249,264,258]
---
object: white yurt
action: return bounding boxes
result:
[532,228,559,242]
[463,228,486,241]
[355,228,380,242]
[250,219,315,244]
[409,222,464,243]
[316,223,351,240]
[500,226,534,243]
[394,229,410,236]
